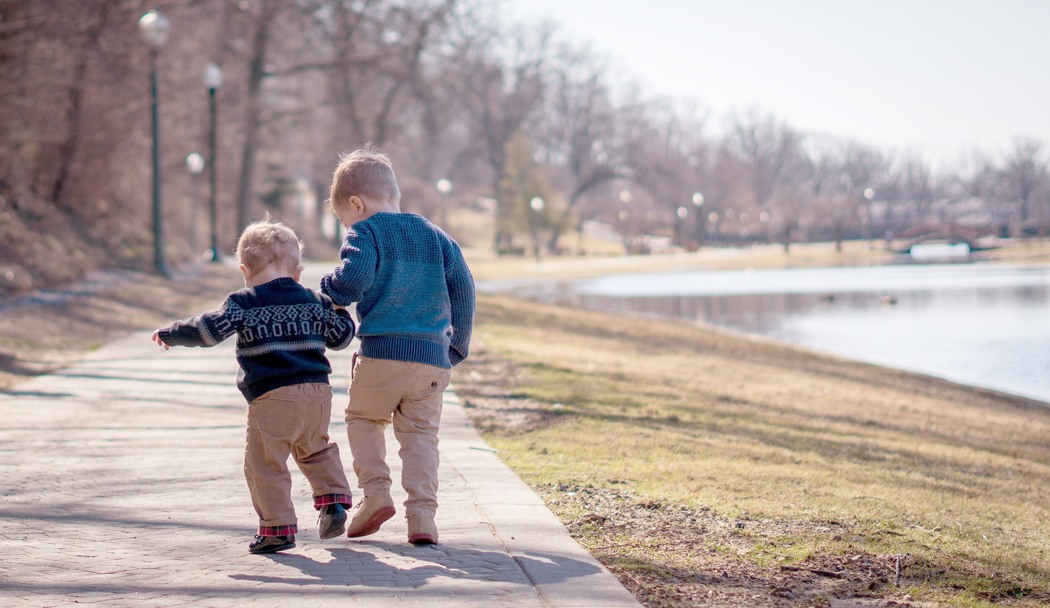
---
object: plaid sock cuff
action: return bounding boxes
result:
[258,524,297,537]
[314,493,353,510]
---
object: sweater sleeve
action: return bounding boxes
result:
[445,244,476,366]
[156,298,240,347]
[320,226,378,306]
[323,298,357,351]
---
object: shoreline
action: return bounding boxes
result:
[474,245,1050,408]
[489,285,1050,408]
[688,313,1050,408]
[464,237,1050,283]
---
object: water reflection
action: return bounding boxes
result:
[499,264,1050,404]
[574,291,839,334]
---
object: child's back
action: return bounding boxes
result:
[321,211,473,368]
[320,146,475,545]
[154,218,356,554]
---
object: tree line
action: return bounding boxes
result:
[1,0,1048,293]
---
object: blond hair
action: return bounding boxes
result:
[235,216,304,274]
[329,144,401,208]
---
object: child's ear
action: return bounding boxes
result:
[239,263,252,280]
[349,195,365,214]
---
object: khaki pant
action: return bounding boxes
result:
[345,355,451,518]
[245,382,351,529]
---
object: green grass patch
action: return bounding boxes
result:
[455,293,1050,607]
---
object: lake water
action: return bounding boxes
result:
[492,263,1050,404]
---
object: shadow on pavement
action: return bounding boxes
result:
[227,544,599,588]
[0,507,249,535]
[0,389,75,398]
[49,371,234,387]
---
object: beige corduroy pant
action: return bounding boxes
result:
[244,382,352,529]
[344,355,451,517]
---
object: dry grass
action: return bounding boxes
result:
[453,293,1050,607]
[0,263,236,389]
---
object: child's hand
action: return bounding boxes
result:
[151,330,171,350]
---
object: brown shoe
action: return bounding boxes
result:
[347,492,395,538]
[407,513,438,545]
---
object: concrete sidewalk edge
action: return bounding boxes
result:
[441,390,642,607]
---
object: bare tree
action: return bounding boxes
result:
[724,110,805,250]
[725,110,802,210]
[450,19,550,251]
[293,0,458,147]
[275,0,472,234]
[531,42,627,252]
[622,99,711,247]
[230,0,284,236]
[1000,137,1049,229]
[701,148,750,244]
[897,152,940,224]
[806,137,887,250]
[964,153,1013,231]
[398,1,485,220]
[0,0,228,290]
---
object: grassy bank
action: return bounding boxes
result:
[464,237,1050,282]
[453,253,1050,606]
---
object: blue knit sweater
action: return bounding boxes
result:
[157,277,356,401]
[320,212,475,368]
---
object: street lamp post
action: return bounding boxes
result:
[138,9,171,275]
[618,188,632,253]
[675,206,689,247]
[863,187,875,248]
[707,211,719,244]
[203,62,223,262]
[185,152,205,255]
[691,191,704,248]
[436,178,452,228]
[529,196,545,260]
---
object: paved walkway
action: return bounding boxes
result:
[0,292,639,606]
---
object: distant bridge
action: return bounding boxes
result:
[895,223,994,253]
[1016,217,1050,237]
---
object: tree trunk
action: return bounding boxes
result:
[234,0,278,238]
[50,55,87,207]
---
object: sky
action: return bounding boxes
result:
[510,0,1050,165]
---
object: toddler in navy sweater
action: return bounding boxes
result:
[321,145,475,545]
[153,218,355,554]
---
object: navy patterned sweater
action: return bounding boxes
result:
[320,212,475,368]
[157,277,356,402]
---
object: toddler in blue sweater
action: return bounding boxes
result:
[153,218,356,554]
[321,145,475,545]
